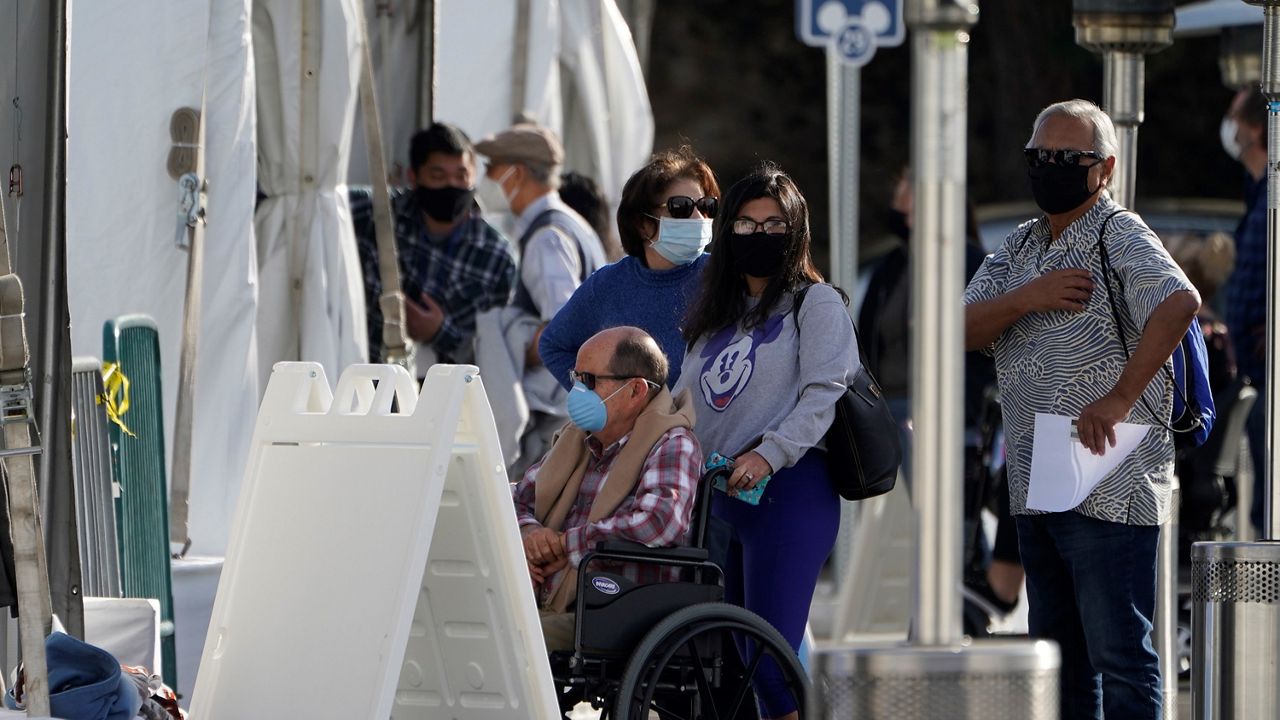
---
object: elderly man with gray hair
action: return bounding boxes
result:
[476,123,607,476]
[963,99,1200,719]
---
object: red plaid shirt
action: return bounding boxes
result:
[512,427,702,603]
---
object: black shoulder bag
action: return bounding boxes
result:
[793,285,902,501]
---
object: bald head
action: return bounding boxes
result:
[582,326,669,391]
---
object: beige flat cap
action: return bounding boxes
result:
[474,123,565,168]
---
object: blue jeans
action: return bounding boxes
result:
[713,450,840,717]
[1016,512,1162,720]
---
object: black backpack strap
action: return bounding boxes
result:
[1014,219,1040,257]
[1095,208,1189,431]
[792,283,868,367]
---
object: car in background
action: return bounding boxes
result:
[976,197,1244,316]
[975,197,1244,254]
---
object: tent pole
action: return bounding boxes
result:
[416,0,438,125]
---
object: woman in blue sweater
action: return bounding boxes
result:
[538,147,720,390]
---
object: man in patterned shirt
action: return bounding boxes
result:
[354,122,516,371]
[964,100,1199,720]
[511,326,701,653]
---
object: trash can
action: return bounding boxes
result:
[1191,541,1280,719]
[810,638,1060,719]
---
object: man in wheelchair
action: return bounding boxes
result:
[511,326,703,651]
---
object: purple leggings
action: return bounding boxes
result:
[712,449,841,717]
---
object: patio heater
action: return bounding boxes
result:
[1071,3,1182,717]
[1221,21,1264,89]
[1190,3,1280,718]
[809,2,1061,715]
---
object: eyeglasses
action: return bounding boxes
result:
[570,370,636,391]
[654,195,718,219]
[732,218,791,235]
[1023,148,1105,169]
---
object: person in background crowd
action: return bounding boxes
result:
[677,163,856,720]
[559,170,623,261]
[1220,87,1268,533]
[1164,231,1236,395]
[353,122,516,370]
[476,122,607,477]
[965,99,1199,719]
[1164,230,1239,558]
[858,165,1017,618]
[541,146,719,393]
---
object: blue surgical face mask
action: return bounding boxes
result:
[650,216,713,266]
[566,380,631,433]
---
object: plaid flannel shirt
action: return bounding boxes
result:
[512,427,702,605]
[351,188,517,363]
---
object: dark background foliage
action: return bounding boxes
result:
[643,0,1240,269]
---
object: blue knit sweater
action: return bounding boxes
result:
[539,254,708,390]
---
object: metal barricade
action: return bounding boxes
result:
[103,316,177,686]
[1190,541,1280,719]
[70,356,122,598]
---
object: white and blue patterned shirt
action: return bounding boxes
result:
[964,194,1195,526]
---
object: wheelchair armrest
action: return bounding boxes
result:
[593,540,709,562]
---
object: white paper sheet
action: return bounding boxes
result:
[1027,412,1150,512]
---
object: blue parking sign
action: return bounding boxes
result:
[796,0,904,66]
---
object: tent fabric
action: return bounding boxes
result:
[347,0,653,222]
[66,0,259,556]
[253,0,369,386]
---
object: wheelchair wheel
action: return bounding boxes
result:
[613,603,808,720]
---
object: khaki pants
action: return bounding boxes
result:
[540,609,576,652]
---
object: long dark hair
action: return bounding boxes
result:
[682,163,829,348]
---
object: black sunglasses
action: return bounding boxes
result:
[570,370,633,391]
[655,195,718,219]
[1023,148,1105,169]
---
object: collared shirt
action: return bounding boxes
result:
[516,192,607,414]
[511,427,702,606]
[963,194,1195,526]
[352,189,517,364]
[1225,173,1267,383]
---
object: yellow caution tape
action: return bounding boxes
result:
[97,362,137,438]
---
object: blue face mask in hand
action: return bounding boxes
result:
[650,217,713,265]
[566,381,631,433]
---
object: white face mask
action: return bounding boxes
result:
[487,166,518,207]
[1221,117,1243,161]
[650,216,713,265]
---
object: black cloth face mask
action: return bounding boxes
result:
[886,209,910,241]
[415,185,475,223]
[729,232,788,278]
[1027,163,1097,215]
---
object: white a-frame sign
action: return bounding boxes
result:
[190,363,559,718]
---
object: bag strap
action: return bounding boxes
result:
[792,283,868,367]
[1094,209,1197,434]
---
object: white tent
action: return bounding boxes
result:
[253,0,369,386]
[348,0,655,215]
[65,0,259,558]
[63,0,653,563]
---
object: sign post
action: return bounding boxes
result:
[798,0,904,295]
[798,0,904,591]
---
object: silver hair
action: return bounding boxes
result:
[1029,99,1120,161]
[522,161,562,190]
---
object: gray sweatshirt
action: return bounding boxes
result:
[674,283,861,473]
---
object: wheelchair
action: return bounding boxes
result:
[549,465,810,719]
